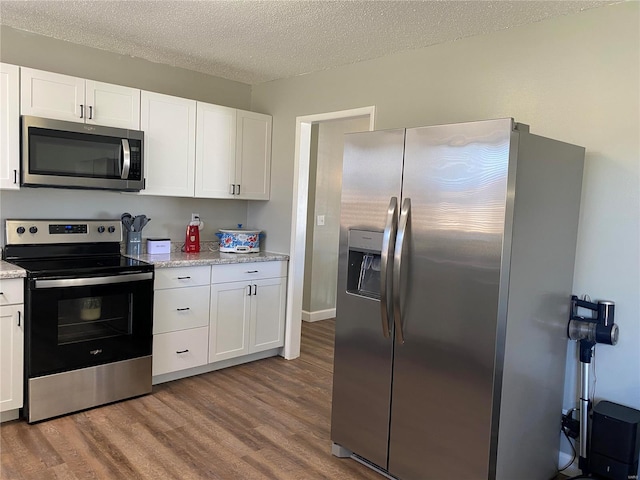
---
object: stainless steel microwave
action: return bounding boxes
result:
[21,116,145,191]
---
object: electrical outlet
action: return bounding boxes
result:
[317,215,325,226]
[191,213,200,223]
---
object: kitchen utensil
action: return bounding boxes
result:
[133,215,143,232]
[216,224,263,253]
[121,212,133,231]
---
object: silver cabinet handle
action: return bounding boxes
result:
[89,105,93,119]
[121,139,131,179]
[393,198,411,344]
[246,270,258,274]
[13,170,17,184]
[380,197,397,339]
[237,184,241,195]
[253,284,257,295]
[176,349,189,354]
[17,310,21,327]
[247,285,252,296]
[176,307,190,311]
[79,104,84,118]
[177,276,191,280]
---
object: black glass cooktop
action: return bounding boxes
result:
[8,255,153,278]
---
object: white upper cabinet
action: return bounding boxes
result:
[235,110,272,200]
[140,91,196,197]
[84,80,141,129]
[20,68,140,129]
[195,104,272,200]
[195,102,237,198]
[0,63,20,190]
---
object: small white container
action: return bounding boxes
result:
[147,238,171,255]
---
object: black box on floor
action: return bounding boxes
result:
[590,400,640,480]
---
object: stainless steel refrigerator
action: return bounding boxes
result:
[330,118,585,480]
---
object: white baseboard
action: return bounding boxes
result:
[302,308,336,322]
[558,451,581,477]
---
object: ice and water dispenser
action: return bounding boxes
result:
[346,229,383,299]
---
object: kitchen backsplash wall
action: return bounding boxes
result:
[0,188,248,249]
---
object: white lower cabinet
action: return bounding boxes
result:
[209,262,286,363]
[0,279,24,417]
[152,266,210,376]
[153,260,287,381]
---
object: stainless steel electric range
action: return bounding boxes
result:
[3,219,154,423]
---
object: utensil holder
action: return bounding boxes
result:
[126,231,142,256]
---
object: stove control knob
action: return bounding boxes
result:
[108,226,116,233]
[97,226,105,233]
[29,226,38,234]
[16,226,25,234]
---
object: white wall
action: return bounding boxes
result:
[0,188,247,247]
[303,116,370,316]
[249,0,639,459]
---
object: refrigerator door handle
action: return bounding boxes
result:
[393,197,411,344]
[380,196,398,338]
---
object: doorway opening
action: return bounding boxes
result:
[283,107,375,360]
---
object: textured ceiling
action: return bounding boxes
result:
[0,0,617,85]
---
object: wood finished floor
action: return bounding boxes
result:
[1,320,573,480]
[1,319,383,480]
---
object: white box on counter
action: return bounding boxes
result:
[146,238,171,255]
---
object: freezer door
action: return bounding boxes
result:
[331,129,405,469]
[388,119,514,479]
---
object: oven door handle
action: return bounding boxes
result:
[34,272,153,289]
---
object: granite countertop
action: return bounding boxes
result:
[0,260,26,279]
[129,250,289,268]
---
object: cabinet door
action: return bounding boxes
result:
[20,68,85,122]
[85,80,140,129]
[0,63,20,190]
[209,281,250,362]
[0,305,24,412]
[140,91,196,197]
[249,277,286,353]
[195,102,236,198]
[235,110,272,200]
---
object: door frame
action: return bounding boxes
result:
[283,106,375,359]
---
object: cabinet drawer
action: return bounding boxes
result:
[155,265,210,290]
[153,285,210,334]
[0,278,24,306]
[211,261,286,284]
[152,327,208,376]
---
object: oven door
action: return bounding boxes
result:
[26,270,153,378]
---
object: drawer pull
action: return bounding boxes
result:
[246,270,259,274]
[177,276,191,280]
[176,307,190,311]
[176,349,189,354]
[17,311,21,327]
[253,284,257,295]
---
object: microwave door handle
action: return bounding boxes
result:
[121,139,131,179]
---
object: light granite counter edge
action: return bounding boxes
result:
[0,260,26,279]
[130,251,289,268]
